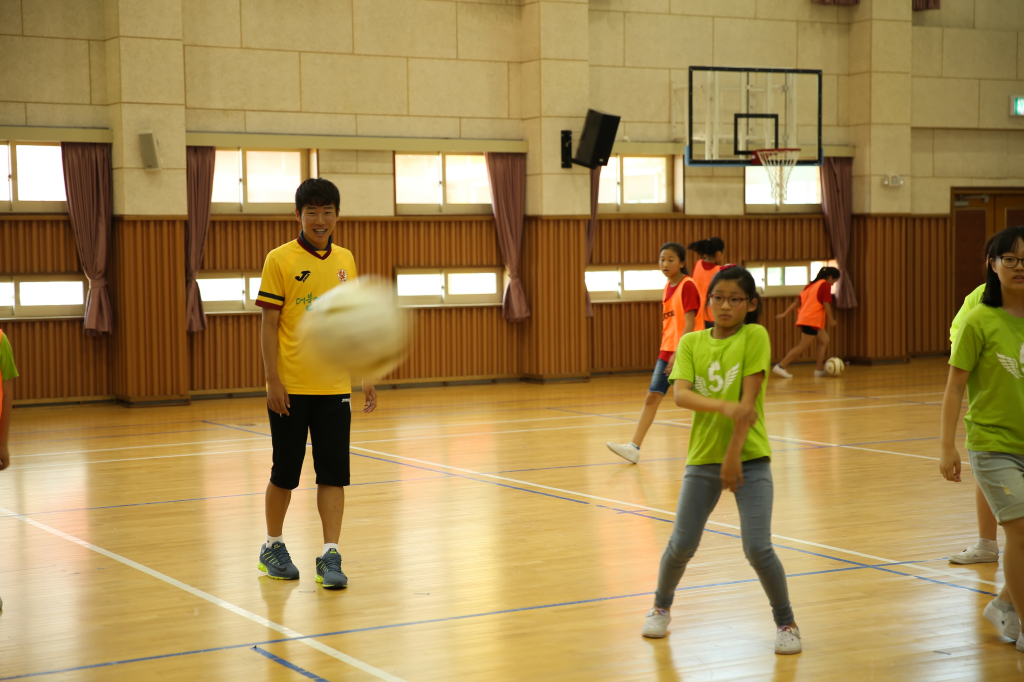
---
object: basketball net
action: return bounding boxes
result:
[752,149,801,207]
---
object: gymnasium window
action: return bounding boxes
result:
[0,275,88,318]
[394,153,492,215]
[745,259,837,297]
[598,156,673,213]
[744,166,822,214]
[584,266,665,302]
[395,267,504,307]
[0,142,68,213]
[196,272,263,313]
[211,149,307,214]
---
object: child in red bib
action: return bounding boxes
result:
[607,243,700,464]
[772,267,840,378]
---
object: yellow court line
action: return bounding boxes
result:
[0,504,407,682]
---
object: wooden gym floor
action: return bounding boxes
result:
[0,357,1016,681]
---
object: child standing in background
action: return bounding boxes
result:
[772,267,841,378]
[938,225,1024,650]
[0,327,20,611]
[689,238,725,331]
[641,265,801,655]
[607,243,699,464]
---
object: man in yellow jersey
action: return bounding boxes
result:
[0,327,19,610]
[254,178,376,590]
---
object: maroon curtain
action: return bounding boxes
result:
[812,0,859,5]
[60,142,113,336]
[913,0,940,9]
[484,152,530,322]
[820,157,858,309]
[186,146,216,332]
[585,166,601,318]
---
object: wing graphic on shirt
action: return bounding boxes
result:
[723,364,741,392]
[997,353,1024,380]
[693,376,712,397]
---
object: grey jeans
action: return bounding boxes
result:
[654,457,795,626]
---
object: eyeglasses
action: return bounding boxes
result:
[995,256,1024,269]
[709,295,749,307]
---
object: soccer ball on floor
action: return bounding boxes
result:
[302,278,412,379]
[824,357,845,377]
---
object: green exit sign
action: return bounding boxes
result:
[1013,96,1024,117]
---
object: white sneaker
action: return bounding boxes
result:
[607,442,640,464]
[984,600,1022,640]
[949,545,999,564]
[813,369,829,378]
[775,624,802,654]
[642,608,671,638]
[772,364,793,379]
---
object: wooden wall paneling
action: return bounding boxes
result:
[189,314,264,393]
[844,216,908,362]
[518,218,588,379]
[588,302,661,373]
[2,320,112,402]
[110,218,189,403]
[0,216,80,273]
[906,216,953,356]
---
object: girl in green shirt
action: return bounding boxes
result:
[641,266,801,655]
[940,225,1024,650]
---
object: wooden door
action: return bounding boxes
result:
[995,194,1024,233]
[952,195,992,307]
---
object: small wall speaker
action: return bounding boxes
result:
[139,131,161,170]
[572,109,621,169]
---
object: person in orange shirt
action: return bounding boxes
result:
[772,267,841,378]
[607,243,700,464]
[689,237,725,331]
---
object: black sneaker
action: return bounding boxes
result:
[316,549,348,589]
[258,542,299,580]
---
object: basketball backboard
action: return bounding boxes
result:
[686,66,822,167]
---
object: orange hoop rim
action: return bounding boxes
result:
[750,148,802,166]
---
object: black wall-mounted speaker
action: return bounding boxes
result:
[572,109,620,169]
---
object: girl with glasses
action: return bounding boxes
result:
[642,265,801,655]
[939,225,1024,651]
[771,267,841,378]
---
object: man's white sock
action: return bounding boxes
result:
[323,543,339,556]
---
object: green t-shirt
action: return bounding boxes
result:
[950,284,986,344]
[669,324,772,465]
[0,332,17,382]
[949,305,1024,456]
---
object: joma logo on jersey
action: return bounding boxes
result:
[663,310,675,320]
[295,271,311,282]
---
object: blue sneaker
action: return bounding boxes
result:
[316,549,347,589]
[258,542,299,580]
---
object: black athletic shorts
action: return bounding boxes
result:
[800,326,820,336]
[268,394,352,490]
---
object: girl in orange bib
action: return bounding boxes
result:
[688,238,724,331]
[607,243,701,464]
[772,267,841,378]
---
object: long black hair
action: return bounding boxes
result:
[706,264,762,324]
[660,242,689,276]
[706,237,725,255]
[687,239,708,257]
[812,266,841,283]
[687,237,725,259]
[982,225,1024,308]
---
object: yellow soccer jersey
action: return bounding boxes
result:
[256,233,358,394]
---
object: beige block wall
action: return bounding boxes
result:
[911,128,1024,213]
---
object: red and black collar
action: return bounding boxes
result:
[298,230,332,260]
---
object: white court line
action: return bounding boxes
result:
[350,445,997,589]
[769,434,964,466]
[0,505,405,682]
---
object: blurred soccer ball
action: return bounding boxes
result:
[824,357,845,377]
[303,279,412,379]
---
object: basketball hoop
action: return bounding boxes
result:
[752,149,801,206]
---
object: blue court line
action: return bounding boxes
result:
[251,646,330,682]
[0,559,948,682]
